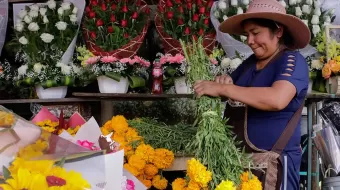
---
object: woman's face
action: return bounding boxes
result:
[243,21,283,60]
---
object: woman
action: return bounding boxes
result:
[194,0,310,189]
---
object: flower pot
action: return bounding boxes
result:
[326,76,340,94]
[307,79,313,94]
[97,76,129,93]
[174,77,191,94]
[35,86,68,99]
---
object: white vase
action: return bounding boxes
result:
[36,86,68,99]
[174,77,191,94]
[97,76,129,93]
[326,76,340,94]
[307,79,313,94]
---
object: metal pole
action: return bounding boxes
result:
[307,102,313,190]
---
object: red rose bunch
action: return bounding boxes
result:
[157,0,214,42]
[84,0,150,52]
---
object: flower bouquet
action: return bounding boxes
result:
[155,0,216,55]
[77,46,151,93]
[11,0,86,99]
[83,0,150,58]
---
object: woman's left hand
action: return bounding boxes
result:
[194,80,224,98]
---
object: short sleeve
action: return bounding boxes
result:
[274,51,309,96]
[230,55,255,82]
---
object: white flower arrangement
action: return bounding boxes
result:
[12,0,84,88]
[0,60,13,90]
[209,48,244,76]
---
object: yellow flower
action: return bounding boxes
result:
[329,60,340,73]
[35,120,59,133]
[152,175,168,190]
[239,175,262,190]
[144,164,158,177]
[101,127,111,136]
[336,56,340,62]
[0,184,13,190]
[47,167,91,190]
[186,180,200,190]
[135,144,155,163]
[322,63,332,79]
[9,158,54,175]
[172,178,187,190]
[40,130,51,141]
[186,158,212,188]
[17,139,48,160]
[125,127,142,143]
[152,148,174,169]
[6,168,48,189]
[66,125,81,136]
[111,115,129,134]
[113,133,126,144]
[102,120,112,131]
[215,180,236,190]
[128,154,146,171]
[141,179,152,189]
[124,163,141,176]
[240,171,250,182]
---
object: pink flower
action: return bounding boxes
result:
[159,57,167,65]
[85,56,100,65]
[173,54,185,63]
[101,56,118,63]
[77,140,100,151]
[142,60,151,67]
[120,58,130,64]
[129,58,137,65]
[126,179,135,190]
[210,58,218,65]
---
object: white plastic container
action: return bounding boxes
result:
[97,76,129,93]
[35,85,68,99]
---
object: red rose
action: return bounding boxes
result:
[196,0,203,5]
[132,12,138,19]
[90,31,96,39]
[122,5,128,13]
[145,7,151,14]
[187,3,192,10]
[184,26,190,35]
[96,19,104,27]
[192,14,199,22]
[193,35,198,41]
[166,0,173,7]
[101,3,106,11]
[186,0,192,2]
[158,5,164,13]
[136,0,142,6]
[178,18,184,25]
[110,14,116,22]
[111,4,117,10]
[108,26,114,33]
[205,11,210,17]
[204,18,209,25]
[178,6,184,13]
[199,7,205,14]
[121,19,128,27]
[124,33,129,38]
[85,6,91,13]
[198,28,204,36]
[175,0,181,3]
[89,11,96,18]
[91,0,98,6]
[167,11,174,19]
[207,0,214,8]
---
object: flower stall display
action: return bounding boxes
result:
[155,0,216,55]
[77,46,151,93]
[0,0,8,56]
[11,0,86,99]
[83,0,150,58]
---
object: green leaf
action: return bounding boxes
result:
[2,166,10,180]
[55,157,66,167]
[128,76,146,88]
[105,72,121,81]
[166,66,177,77]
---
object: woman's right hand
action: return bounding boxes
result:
[215,75,233,84]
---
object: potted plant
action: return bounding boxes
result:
[83,0,150,58]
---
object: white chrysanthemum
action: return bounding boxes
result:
[18,36,28,45]
[302,5,311,14]
[24,15,32,24]
[18,10,27,19]
[311,60,323,70]
[43,16,49,24]
[311,15,319,25]
[29,4,39,11]
[28,22,39,31]
[40,33,54,43]
[15,22,24,32]
[55,21,67,30]
[33,63,43,74]
[57,7,64,16]
[39,8,47,16]
[61,2,71,10]
[29,10,38,18]
[221,58,231,69]
[218,1,227,10]
[69,14,77,23]
[314,8,321,16]
[230,58,242,69]
[47,0,56,9]
[18,65,28,76]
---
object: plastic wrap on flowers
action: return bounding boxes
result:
[83,2,150,58]
[0,106,121,190]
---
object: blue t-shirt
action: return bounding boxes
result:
[230,50,309,151]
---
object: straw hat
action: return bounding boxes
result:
[219,0,311,49]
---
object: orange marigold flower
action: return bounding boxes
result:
[172,178,187,190]
[128,154,146,171]
[144,164,158,177]
[135,144,155,162]
[152,148,174,169]
[152,175,168,190]
[124,163,140,176]
[142,179,152,189]
[111,115,129,134]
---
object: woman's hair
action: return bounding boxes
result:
[241,18,294,48]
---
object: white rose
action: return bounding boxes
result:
[72,7,78,14]
[29,4,39,12]
[39,8,47,16]
[15,22,24,32]
[40,33,54,43]
[231,0,238,7]
[55,21,67,30]
[242,0,249,5]
[221,58,231,68]
[311,60,323,70]
[302,19,308,26]
[324,16,331,23]
[28,22,39,31]
[223,15,228,21]
[279,0,286,8]
[24,15,32,24]
[33,63,43,74]
[218,1,227,10]
[58,7,64,16]
[289,0,297,5]
[69,14,77,23]
[296,0,302,3]
[311,15,319,25]
[312,25,320,36]
[18,10,27,19]
[295,7,302,17]
[19,36,28,45]
[214,11,220,18]
[237,7,243,15]
[61,2,71,10]
[302,5,311,14]
[314,8,321,16]
[306,0,313,5]
[314,0,320,8]
[240,35,247,42]
[230,58,242,69]
[29,10,38,18]
[43,16,49,24]
[18,65,28,76]
[47,0,56,9]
